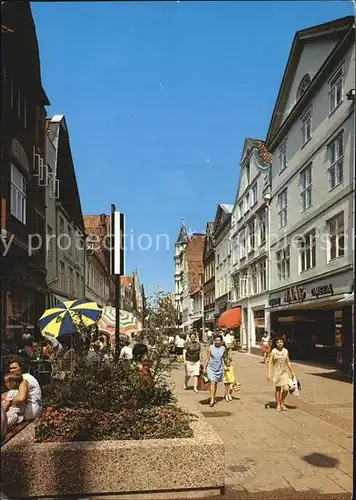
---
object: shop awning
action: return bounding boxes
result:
[216,307,241,328]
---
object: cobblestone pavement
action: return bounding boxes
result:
[170,350,353,499]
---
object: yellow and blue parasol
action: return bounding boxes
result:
[38,299,102,338]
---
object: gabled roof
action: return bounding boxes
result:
[266,16,353,146]
[213,203,233,234]
[49,115,84,233]
[239,138,272,166]
[83,215,110,271]
[233,138,271,207]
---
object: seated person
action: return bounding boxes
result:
[4,357,42,421]
[132,335,149,362]
[2,374,25,428]
[1,400,7,441]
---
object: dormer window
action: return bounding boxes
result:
[297,74,311,100]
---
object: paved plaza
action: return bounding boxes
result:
[170,350,353,499]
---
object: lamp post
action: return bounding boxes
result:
[240,275,252,353]
[263,193,272,334]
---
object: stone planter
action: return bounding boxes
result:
[1,409,225,499]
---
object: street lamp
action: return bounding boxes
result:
[239,275,252,353]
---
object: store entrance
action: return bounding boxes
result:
[271,309,337,363]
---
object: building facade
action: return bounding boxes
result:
[265,16,355,365]
[45,115,85,307]
[1,2,49,340]
[181,234,205,332]
[230,139,272,350]
[174,222,189,324]
[203,222,215,330]
[84,215,113,308]
[213,204,233,322]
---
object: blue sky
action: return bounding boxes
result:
[32,1,353,294]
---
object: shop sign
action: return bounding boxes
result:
[269,282,335,308]
[11,139,29,172]
[311,284,334,298]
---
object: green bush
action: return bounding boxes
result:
[44,359,174,412]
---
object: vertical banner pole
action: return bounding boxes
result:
[111,205,125,357]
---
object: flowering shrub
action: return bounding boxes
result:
[35,290,194,442]
[35,405,194,442]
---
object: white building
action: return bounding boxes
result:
[230,139,272,350]
[45,115,86,308]
[265,16,354,365]
[174,222,189,323]
[213,204,234,320]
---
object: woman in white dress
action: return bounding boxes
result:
[5,357,42,420]
[183,332,201,392]
[267,337,295,412]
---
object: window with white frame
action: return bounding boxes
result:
[239,231,246,260]
[277,189,288,229]
[251,265,258,295]
[244,193,250,213]
[10,164,26,223]
[279,140,287,173]
[298,229,316,272]
[259,260,267,291]
[259,209,266,245]
[245,163,250,184]
[329,65,343,113]
[301,107,312,146]
[328,132,343,190]
[276,246,290,281]
[248,219,255,252]
[300,163,312,211]
[327,212,345,261]
[238,201,243,220]
[240,273,248,297]
[251,183,257,206]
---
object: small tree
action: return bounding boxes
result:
[143,290,180,385]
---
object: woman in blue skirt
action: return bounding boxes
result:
[204,334,226,407]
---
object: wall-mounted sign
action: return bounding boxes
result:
[269,283,334,308]
[284,285,306,303]
[11,139,29,172]
[311,284,334,298]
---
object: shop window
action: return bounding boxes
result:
[276,246,290,280]
[328,132,343,190]
[298,229,316,272]
[327,212,345,261]
[6,293,35,339]
[10,164,26,223]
